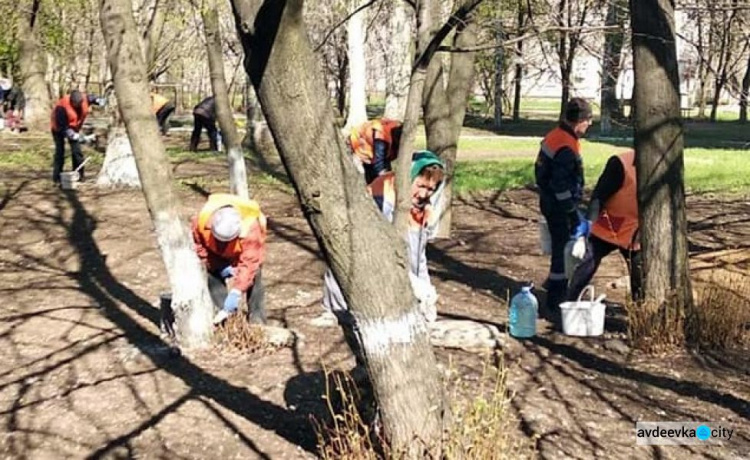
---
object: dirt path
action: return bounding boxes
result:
[0,160,748,459]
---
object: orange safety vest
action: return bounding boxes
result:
[151,93,169,114]
[591,150,640,250]
[539,126,581,159]
[50,95,90,132]
[196,194,267,260]
[349,119,402,164]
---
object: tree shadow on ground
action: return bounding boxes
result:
[49,189,318,456]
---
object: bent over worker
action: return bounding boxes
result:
[534,97,593,314]
[322,151,445,365]
[50,90,105,185]
[151,92,175,135]
[191,193,268,325]
[568,150,643,303]
[347,118,403,184]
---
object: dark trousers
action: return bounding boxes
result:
[207,268,267,324]
[568,234,644,303]
[363,161,390,185]
[543,210,572,282]
[190,113,218,151]
[52,130,84,183]
[155,103,175,135]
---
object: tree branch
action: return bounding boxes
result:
[438,25,619,53]
[313,0,379,52]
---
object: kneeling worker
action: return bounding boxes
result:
[191,193,268,325]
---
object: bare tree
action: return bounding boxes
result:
[230,0,445,451]
[417,0,482,238]
[383,0,413,120]
[512,0,526,122]
[200,0,250,198]
[345,0,369,128]
[740,52,750,122]
[631,0,693,320]
[599,0,626,134]
[18,0,52,130]
[100,0,215,348]
[143,0,169,79]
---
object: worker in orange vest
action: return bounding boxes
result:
[534,97,593,315]
[50,90,106,185]
[347,118,403,184]
[320,151,445,365]
[191,193,268,325]
[568,150,643,302]
[150,92,175,135]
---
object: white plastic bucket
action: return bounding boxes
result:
[539,219,552,255]
[559,286,606,336]
[60,171,79,190]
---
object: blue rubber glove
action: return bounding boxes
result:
[223,289,241,313]
[573,219,591,239]
[219,265,235,278]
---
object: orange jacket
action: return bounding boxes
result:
[50,95,90,132]
[151,93,169,114]
[591,150,639,250]
[348,119,402,164]
[191,194,267,292]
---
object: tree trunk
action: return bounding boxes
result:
[201,0,250,199]
[630,0,693,316]
[420,0,479,239]
[97,127,142,187]
[383,0,412,120]
[512,1,524,122]
[345,0,369,128]
[143,0,167,79]
[493,19,503,129]
[99,0,215,349]
[230,0,445,451]
[600,0,626,135]
[18,0,51,131]
[740,53,750,123]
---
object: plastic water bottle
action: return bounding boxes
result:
[509,286,538,338]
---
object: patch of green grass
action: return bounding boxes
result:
[454,142,750,195]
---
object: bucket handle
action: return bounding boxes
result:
[577,285,595,303]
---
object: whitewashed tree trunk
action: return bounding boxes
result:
[100,0,215,349]
[345,0,368,129]
[383,0,412,120]
[96,127,142,188]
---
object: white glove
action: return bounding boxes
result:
[409,273,439,322]
[82,134,97,144]
[571,236,587,260]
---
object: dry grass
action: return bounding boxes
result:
[687,272,750,350]
[626,271,750,353]
[313,367,389,460]
[313,359,535,459]
[624,296,686,353]
[213,314,269,353]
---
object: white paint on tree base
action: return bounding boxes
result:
[357,311,428,356]
[97,127,142,188]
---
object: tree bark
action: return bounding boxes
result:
[143,0,168,79]
[100,0,215,349]
[201,0,250,199]
[345,0,369,128]
[230,0,445,451]
[740,53,750,123]
[18,0,51,131]
[493,17,504,129]
[419,0,479,239]
[383,0,412,120]
[600,0,626,135]
[630,0,693,315]
[512,0,524,122]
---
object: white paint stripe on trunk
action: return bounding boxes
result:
[357,310,428,356]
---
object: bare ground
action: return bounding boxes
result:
[0,137,749,459]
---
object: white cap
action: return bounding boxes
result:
[210,206,241,242]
